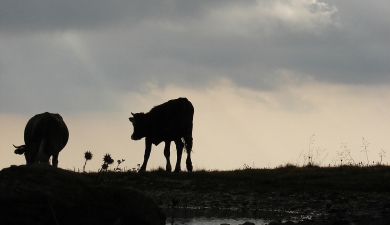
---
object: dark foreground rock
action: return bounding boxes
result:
[0,164,166,225]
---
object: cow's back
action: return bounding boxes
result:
[24,112,69,150]
[147,98,193,140]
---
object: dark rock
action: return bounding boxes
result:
[297,219,314,224]
[243,222,255,225]
[330,217,350,225]
[268,221,282,225]
[0,164,166,225]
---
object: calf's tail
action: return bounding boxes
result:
[183,99,194,153]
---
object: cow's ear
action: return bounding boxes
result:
[129,117,134,123]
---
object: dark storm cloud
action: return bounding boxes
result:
[0,0,389,114]
[0,0,238,32]
[0,1,122,32]
[0,34,115,114]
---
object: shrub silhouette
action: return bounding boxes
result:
[83,151,93,172]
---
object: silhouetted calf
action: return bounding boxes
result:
[129,98,194,172]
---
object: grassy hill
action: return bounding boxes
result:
[2,164,390,225]
[0,164,166,225]
[85,164,390,193]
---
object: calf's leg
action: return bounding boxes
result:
[184,136,193,172]
[139,138,152,172]
[186,151,192,172]
[164,141,172,172]
[174,139,184,172]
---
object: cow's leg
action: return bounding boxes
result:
[139,138,152,172]
[164,141,172,172]
[52,151,59,168]
[184,136,193,172]
[174,139,184,172]
[51,129,63,167]
[37,139,50,164]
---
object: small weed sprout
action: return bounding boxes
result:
[361,137,370,165]
[83,151,93,172]
[334,143,355,165]
[302,134,315,166]
[379,149,387,165]
[307,134,315,165]
[296,149,305,166]
[242,162,256,170]
[131,164,141,172]
[314,147,328,166]
[115,159,125,171]
[297,134,328,167]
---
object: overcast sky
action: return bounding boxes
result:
[1,0,389,171]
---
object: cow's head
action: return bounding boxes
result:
[13,144,38,165]
[129,112,148,140]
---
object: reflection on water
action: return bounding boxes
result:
[166,217,268,225]
[164,208,302,225]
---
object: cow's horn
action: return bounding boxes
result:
[13,144,22,148]
[131,112,135,116]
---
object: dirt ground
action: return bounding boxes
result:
[3,164,389,225]
[124,175,390,225]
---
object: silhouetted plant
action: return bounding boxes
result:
[242,162,256,170]
[297,134,315,166]
[379,149,387,165]
[103,153,114,165]
[314,146,328,166]
[333,143,355,166]
[131,164,141,172]
[306,134,315,165]
[101,163,109,170]
[96,153,115,182]
[297,134,328,167]
[101,153,114,172]
[115,159,125,171]
[83,151,93,172]
[150,166,167,172]
[361,137,370,165]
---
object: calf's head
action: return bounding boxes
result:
[129,112,148,140]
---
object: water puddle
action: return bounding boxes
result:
[164,208,308,225]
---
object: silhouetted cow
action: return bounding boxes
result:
[129,98,194,172]
[13,112,69,167]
